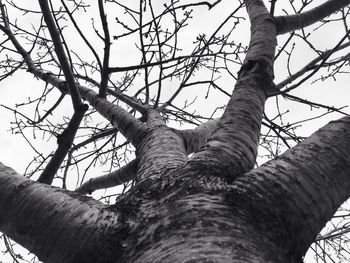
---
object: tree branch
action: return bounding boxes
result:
[38,104,89,185]
[76,159,138,194]
[0,16,145,146]
[187,0,276,180]
[230,114,350,259]
[275,0,350,35]
[98,0,111,98]
[176,119,219,154]
[78,85,146,145]
[74,74,149,114]
[0,162,123,263]
[38,0,83,110]
[275,41,350,92]
[136,109,188,181]
[60,0,102,70]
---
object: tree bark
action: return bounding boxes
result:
[0,163,124,263]
[230,115,350,259]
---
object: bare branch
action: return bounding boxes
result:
[38,0,83,110]
[275,0,350,35]
[98,0,111,98]
[0,14,145,146]
[76,159,138,194]
[38,104,88,185]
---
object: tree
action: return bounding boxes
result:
[1,0,350,262]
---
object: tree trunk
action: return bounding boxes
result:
[4,114,350,263]
[114,166,298,263]
[0,162,298,263]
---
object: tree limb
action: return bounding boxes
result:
[0,162,123,263]
[187,0,276,180]
[76,159,138,194]
[38,104,89,185]
[38,0,83,110]
[275,0,350,35]
[98,0,111,98]
[0,15,145,146]
[275,42,350,91]
[231,114,350,259]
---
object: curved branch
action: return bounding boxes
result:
[76,159,138,194]
[231,115,350,259]
[275,0,350,35]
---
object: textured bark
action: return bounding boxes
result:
[104,161,304,263]
[176,119,219,154]
[136,109,188,181]
[0,163,124,263]
[187,0,276,181]
[78,85,146,146]
[2,116,350,263]
[230,115,350,259]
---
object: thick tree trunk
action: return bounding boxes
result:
[1,113,350,263]
[114,166,297,263]
[0,162,298,263]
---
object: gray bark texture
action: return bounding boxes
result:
[0,0,350,262]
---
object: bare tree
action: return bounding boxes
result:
[0,0,350,262]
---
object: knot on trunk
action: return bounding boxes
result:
[238,59,278,96]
